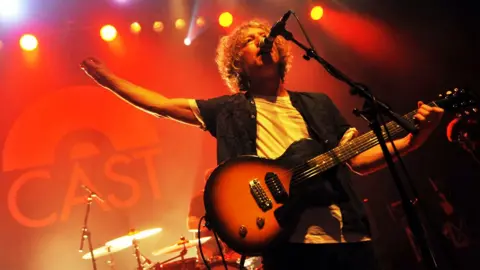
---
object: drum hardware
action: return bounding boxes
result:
[151,236,212,269]
[152,236,211,256]
[150,258,197,270]
[132,238,153,270]
[81,227,162,269]
[105,246,116,270]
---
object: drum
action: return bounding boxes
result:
[196,257,262,270]
[151,258,197,270]
[203,261,239,269]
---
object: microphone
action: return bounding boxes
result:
[259,10,293,53]
[81,185,105,203]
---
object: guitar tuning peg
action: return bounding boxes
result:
[456,113,463,118]
[446,91,453,95]
[465,110,471,115]
[439,94,443,98]
[454,88,459,92]
[473,108,478,113]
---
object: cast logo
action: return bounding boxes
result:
[2,86,163,228]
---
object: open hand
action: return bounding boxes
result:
[80,57,115,88]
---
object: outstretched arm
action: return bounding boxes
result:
[80,57,201,126]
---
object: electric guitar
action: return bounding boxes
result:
[203,88,478,255]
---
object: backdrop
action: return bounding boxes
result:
[0,0,478,269]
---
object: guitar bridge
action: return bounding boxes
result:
[249,179,272,212]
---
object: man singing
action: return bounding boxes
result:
[81,19,444,270]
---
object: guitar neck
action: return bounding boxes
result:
[305,101,437,175]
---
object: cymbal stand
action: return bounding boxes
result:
[106,246,116,270]
[158,236,188,266]
[132,238,154,270]
[139,253,154,268]
[79,194,97,270]
[132,238,143,270]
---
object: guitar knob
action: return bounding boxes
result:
[256,217,265,229]
[239,225,248,238]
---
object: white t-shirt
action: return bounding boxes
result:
[189,95,371,243]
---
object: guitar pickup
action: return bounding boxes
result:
[249,179,273,212]
[265,172,288,203]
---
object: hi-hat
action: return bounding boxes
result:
[152,236,211,256]
[82,228,162,260]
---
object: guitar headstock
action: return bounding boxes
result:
[436,88,478,117]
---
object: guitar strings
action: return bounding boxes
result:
[264,105,425,187]
[253,99,445,192]
[291,116,412,185]
[292,101,439,184]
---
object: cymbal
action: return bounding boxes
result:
[82,245,126,260]
[82,228,162,260]
[106,228,163,248]
[152,236,211,256]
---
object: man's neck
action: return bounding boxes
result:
[249,78,287,97]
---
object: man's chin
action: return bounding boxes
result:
[257,58,279,68]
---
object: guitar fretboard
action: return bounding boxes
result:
[292,102,437,185]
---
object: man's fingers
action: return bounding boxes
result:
[414,114,426,123]
[417,108,430,117]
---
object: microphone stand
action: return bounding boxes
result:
[79,194,97,270]
[280,12,439,270]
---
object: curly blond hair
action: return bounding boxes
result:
[215,19,293,93]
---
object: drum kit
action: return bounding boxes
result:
[81,228,261,269]
[78,186,261,270]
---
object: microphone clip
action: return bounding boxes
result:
[81,185,105,204]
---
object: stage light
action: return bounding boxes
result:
[19,34,38,51]
[100,25,117,42]
[196,16,205,27]
[175,19,186,30]
[184,37,191,46]
[218,12,233,28]
[153,21,164,33]
[0,0,21,19]
[310,6,324,21]
[130,22,141,34]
